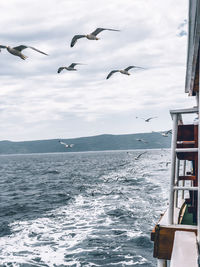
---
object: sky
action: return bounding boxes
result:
[0,0,195,141]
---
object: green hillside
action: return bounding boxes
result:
[0,132,171,154]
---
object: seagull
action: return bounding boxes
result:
[0,45,48,60]
[161,130,172,137]
[166,161,171,167]
[134,151,147,160]
[106,66,143,79]
[70,27,120,47]
[57,63,84,73]
[58,141,74,148]
[136,138,148,144]
[136,116,157,122]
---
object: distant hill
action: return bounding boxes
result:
[0,132,171,154]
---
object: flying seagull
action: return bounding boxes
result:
[134,151,147,160]
[70,27,120,47]
[136,116,158,122]
[106,66,143,79]
[136,138,148,144]
[57,63,84,73]
[0,45,48,60]
[161,129,172,137]
[58,141,74,148]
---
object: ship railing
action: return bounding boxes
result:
[168,106,200,239]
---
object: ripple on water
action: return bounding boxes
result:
[0,150,170,266]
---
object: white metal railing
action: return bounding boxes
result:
[175,148,198,152]
[173,186,198,191]
[168,107,199,225]
[168,113,178,224]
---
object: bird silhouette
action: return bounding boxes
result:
[136,116,157,122]
[106,66,143,79]
[161,130,172,137]
[57,63,84,73]
[70,27,120,47]
[134,152,147,160]
[0,45,48,60]
[58,141,74,148]
[136,138,148,144]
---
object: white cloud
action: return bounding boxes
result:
[0,0,194,141]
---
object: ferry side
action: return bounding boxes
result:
[151,1,200,266]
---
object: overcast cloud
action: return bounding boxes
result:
[0,0,194,141]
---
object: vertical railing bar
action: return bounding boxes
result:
[168,113,178,224]
[182,160,186,199]
[175,159,180,208]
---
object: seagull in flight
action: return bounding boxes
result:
[0,45,48,60]
[136,116,158,122]
[57,63,84,73]
[134,151,147,160]
[106,66,143,79]
[70,27,120,47]
[136,138,148,144]
[58,141,74,148]
[161,130,172,137]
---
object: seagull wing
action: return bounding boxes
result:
[28,46,48,55]
[57,67,66,73]
[68,63,81,68]
[148,116,158,121]
[137,152,146,158]
[106,70,119,79]
[59,141,67,146]
[136,117,145,121]
[13,45,48,55]
[70,35,85,47]
[0,45,7,52]
[124,66,135,71]
[91,28,120,36]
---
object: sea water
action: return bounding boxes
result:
[0,149,170,267]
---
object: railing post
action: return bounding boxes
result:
[168,113,178,224]
[198,91,200,242]
[182,160,186,199]
[175,159,180,208]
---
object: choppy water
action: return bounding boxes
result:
[0,149,171,267]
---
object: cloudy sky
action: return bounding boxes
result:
[0,0,195,141]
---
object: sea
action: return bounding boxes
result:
[0,149,171,267]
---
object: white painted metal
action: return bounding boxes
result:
[173,186,198,191]
[170,231,198,267]
[168,113,178,224]
[170,107,198,115]
[175,148,198,152]
[185,0,200,94]
[157,259,167,267]
[175,159,180,207]
[182,160,186,199]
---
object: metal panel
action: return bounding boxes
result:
[185,0,200,94]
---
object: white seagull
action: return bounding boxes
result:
[136,116,158,122]
[106,66,143,79]
[57,63,84,73]
[70,27,120,47]
[134,151,147,160]
[161,130,172,137]
[0,45,48,60]
[58,141,74,148]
